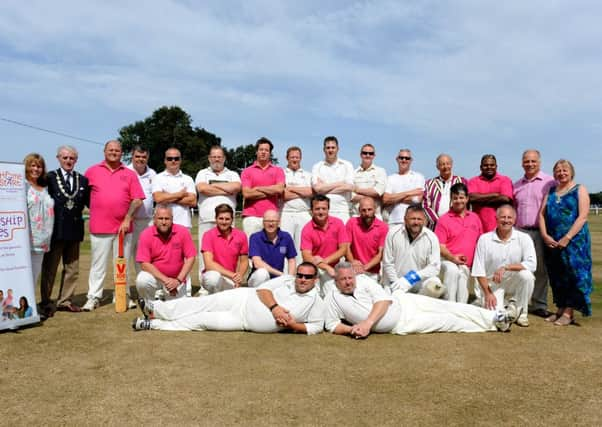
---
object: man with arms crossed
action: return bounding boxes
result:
[83,140,144,311]
[472,204,536,327]
[351,143,387,219]
[383,149,425,225]
[311,136,354,222]
[513,149,555,317]
[201,204,249,294]
[435,183,483,303]
[324,262,520,338]
[345,197,388,281]
[247,210,297,287]
[241,137,285,236]
[301,195,350,298]
[40,145,89,316]
[281,146,312,267]
[132,262,325,334]
[135,204,196,306]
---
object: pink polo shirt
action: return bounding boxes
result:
[467,173,513,232]
[201,227,248,272]
[241,161,285,217]
[301,216,350,266]
[435,210,483,267]
[85,161,145,234]
[346,217,388,274]
[513,171,555,228]
[136,224,197,278]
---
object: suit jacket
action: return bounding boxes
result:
[47,169,90,242]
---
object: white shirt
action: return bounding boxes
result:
[152,170,196,227]
[437,180,451,217]
[244,275,325,335]
[283,167,312,213]
[194,167,241,223]
[471,228,537,278]
[127,164,157,219]
[324,275,400,333]
[384,170,425,224]
[382,224,441,287]
[352,164,387,216]
[311,158,354,214]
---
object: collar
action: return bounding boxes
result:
[286,167,305,174]
[311,216,334,230]
[519,170,545,183]
[492,228,517,243]
[163,169,183,177]
[152,225,177,239]
[252,161,273,170]
[356,163,376,172]
[101,160,124,171]
[260,229,282,243]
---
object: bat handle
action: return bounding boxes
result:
[118,230,124,258]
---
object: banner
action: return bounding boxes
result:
[0,161,40,330]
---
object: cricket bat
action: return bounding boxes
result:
[114,231,127,313]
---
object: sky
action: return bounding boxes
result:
[1,0,601,191]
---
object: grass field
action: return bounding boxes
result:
[2,215,601,426]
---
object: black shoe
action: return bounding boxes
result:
[530,308,551,318]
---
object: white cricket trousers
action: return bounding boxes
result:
[131,218,152,276]
[242,216,263,238]
[440,261,470,303]
[247,268,270,288]
[391,291,498,335]
[474,270,534,316]
[203,271,236,294]
[280,211,311,269]
[197,221,215,284]
[135,271,186,306]
[88,233,132,300]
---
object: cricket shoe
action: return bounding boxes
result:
[495,299,521,332]
[132,317,151,331]
[82,298,100,312]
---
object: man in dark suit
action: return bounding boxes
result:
[40,145,90,317]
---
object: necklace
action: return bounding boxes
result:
[56,171,79,210]
[555,184,574,204]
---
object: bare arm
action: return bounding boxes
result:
[119,199,143,234]
[350,300,392,339]
[557,185,590,249]
[196,181,241,196]
[469,192,511,206]
[242,183,284,200]
[153,189,187,204]
[252,256,284,277]
[313,180,354,195]
[141,262,180,293]
[382,188,423,206]
[476,276,497,310]
[284,185,313,201]
[203,251,236,280]
[439,244,466,265]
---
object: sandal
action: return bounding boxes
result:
[545,313,560,322]
[553,314,574,326]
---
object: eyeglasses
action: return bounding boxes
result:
[165,157,181,161]
[397,156,412,161]
[263,220,279,224]
[296,273,316,279]
[361,151,375,156]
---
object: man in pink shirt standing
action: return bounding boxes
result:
[135,204,196,306]
[241,137,285,236]
[513,149,555,317]
[345,197,388,282]
[83,140,145,311]
[435,183,483,303]
[468,154,513,232]
[301,195,350,297]
[201,204,249,294]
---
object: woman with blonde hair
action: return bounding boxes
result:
[23,153,55,285]
[539,159,592,326]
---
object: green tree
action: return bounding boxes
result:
[590,192,602,206]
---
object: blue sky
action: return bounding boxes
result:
[1,1,601,191]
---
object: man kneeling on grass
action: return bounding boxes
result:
[132,262,325,334]
[324,262,520,338]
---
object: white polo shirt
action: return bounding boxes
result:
[324,275,400,333]
[283,167,312,213]
[471,228,537,278]
[384,170,425,224]
[152,170,196,228]
[382,224,441,286]
[311,158,354,214]
[352,163,387,216]
[195,167,241,223]
[127,164,156,220]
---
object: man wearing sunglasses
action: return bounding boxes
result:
[132,262,325,334]
[351,143,387,219]
[383,149,425,225]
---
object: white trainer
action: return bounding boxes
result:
[82,298,100,312]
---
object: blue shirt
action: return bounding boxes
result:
[249,229,297,277]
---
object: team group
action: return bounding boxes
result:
[26,135,592,338]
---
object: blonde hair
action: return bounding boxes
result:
[23,153,48,187]
[553,159,575,180]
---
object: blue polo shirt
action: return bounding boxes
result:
[249,229,297,277]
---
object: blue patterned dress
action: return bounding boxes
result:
[544,184,592,316]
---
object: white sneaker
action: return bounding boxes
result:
[154,289,167,301]
[131,317,151,331]
[195,287,209,297]
[82,298,100,312]
[495,299,521,332]
[516,314,529,327]
[127,298,137,310]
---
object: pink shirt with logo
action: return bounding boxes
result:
[136,224,197,278]
[346,217,388,274]
[467,173,513,232]
[85,161,145,234]
[301,216,350,266]
[241,162,285,217]
[435,210,483,267]
[201,227,248,272]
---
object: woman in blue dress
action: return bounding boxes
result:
[539,159,592,325]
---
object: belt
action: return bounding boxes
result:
[521,226,539,231]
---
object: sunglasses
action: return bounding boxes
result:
[361,151,375,156]
[165,156,181,161]
[296,273,316,279]
[397,156,412,161]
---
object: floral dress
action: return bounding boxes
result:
[26,183,55,253]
